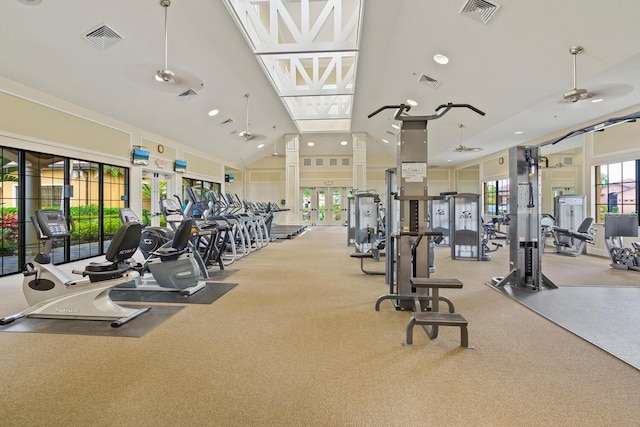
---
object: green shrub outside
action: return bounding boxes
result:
[0,205,126,249]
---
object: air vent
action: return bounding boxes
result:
[84,24,123,50]
[386,130,398,136]
[418,73,440,88]
[564,157,573,166]
[178,88,199,99]
[219,118,235,126]
[459,0,501,24]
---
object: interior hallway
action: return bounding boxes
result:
[1,226,640,426]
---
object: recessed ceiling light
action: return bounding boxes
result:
[307,142,314,147]
[382,139,389,144]
[406,99,418,107]
[391,124,400,130]
[18,0,43,5]
[433,54,449,65]
[591,98,604,103]
[257,144,265,149]
[208,109,219,117]
[340,140,348,145]
[514,130,524,135]
[447,159,452,162]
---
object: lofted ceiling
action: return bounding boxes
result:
[1,0,640,169]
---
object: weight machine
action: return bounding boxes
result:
[369,102,485,310]
[495,110,640,290]
[430,194,453,246]
[494,146,557,290]
[604,213,640,271]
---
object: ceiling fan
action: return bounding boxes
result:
[452,124,482,152]
[562,45,595,103]
[238,93,265,141]
[155,0,177,83]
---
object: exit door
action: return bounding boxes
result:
[301,187,348,225]
[142,170,173,226]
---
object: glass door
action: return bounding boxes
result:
[301,187,315,225]
[142,170,172,227]
[300,187,346,226]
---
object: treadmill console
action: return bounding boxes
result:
[35,210,71,238]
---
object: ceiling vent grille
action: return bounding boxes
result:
[418,73,440,88]
[459,0,501,24]
[178,88,199,99]
[84,24,123,50]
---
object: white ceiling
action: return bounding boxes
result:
[1,0,640,169]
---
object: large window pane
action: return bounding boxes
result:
[594,160,639,223]
[0,148,19,275]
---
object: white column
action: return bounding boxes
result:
[352,133,367,192]
[285,133,300,225]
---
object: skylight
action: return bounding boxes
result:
[224,0,364,133]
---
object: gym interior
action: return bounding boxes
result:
[2,1,640,425]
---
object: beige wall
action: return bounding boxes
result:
[0,79,227,215]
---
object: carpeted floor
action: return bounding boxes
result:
[0,227,639,426]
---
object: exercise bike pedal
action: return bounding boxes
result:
[22,262,37,276]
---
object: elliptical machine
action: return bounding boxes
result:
[0,209,150,327]
[118,208,207,296]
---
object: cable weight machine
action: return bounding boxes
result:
[495,110,640,291]
[369,102,485,310]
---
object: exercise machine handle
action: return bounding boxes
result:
[368,102,484,122]
[434,103,485,117]
[367,104,411,118]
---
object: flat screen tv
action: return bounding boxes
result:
[132,148,150,165]
[174,160,187,173]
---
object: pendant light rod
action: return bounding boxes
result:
[162,0,170,70]
[155,0,176,83]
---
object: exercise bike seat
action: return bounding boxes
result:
[151,218,194,262]
[83,222,142,282]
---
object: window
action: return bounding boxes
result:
[594,160,639,223]
[483,179,510,216]
[0,146,130,277]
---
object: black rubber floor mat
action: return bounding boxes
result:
[0,305,182,338]
[109,282,238,304]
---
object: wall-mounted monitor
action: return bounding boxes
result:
[174,160,187,173]
[132,148,150,165]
